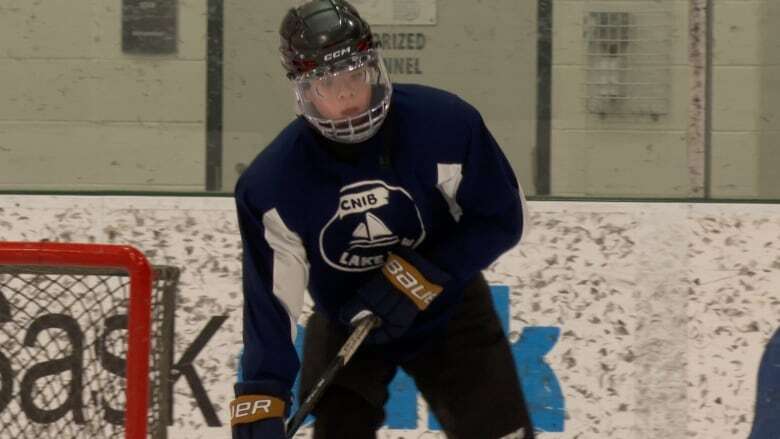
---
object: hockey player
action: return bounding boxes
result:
[231,1,535,437]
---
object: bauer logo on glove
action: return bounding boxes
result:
[229,395,286,427]
[382,252,444,310]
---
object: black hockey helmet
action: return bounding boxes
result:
[278,0,393,144]
[280,0,374,80]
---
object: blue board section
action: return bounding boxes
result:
[384,368,419,429]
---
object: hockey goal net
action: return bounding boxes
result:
[0,242,179,439]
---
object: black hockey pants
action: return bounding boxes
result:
[298,273,536,439]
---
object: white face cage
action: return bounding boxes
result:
[292,49,393,144]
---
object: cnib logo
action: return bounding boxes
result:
[319,180,426,272]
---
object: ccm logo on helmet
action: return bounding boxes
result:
[324,47,352,62]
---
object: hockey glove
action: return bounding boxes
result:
[231,380,290,439]
[339,247,451,344]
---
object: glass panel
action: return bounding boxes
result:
[550,0,688,198]
[710,0,780,199]
[0,0,207,192]
[1,1,779,201]
[221,1,539,195]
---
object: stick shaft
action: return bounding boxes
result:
[285,315,379,437]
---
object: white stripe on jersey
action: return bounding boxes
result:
[436,163,464,222]
[263,208,309,342]
[517,182,529,244]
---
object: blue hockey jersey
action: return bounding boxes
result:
[234,83,527,394]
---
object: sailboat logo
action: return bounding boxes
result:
[349,212,400,249]
[320,180,426,272]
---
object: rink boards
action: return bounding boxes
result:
[0,195,777,438]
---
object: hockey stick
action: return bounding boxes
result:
[285,314,381,438]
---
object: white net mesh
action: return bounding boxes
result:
[0,266,178,439]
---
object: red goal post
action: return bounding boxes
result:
[0,241,176,439]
